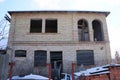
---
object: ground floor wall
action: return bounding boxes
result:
[9,42,111,76]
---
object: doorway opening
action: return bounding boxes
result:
[50,51,63,80]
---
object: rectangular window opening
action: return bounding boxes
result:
[77,50,94,65]
[15,50,26,57]
[45,19,57,33]
[34,50,47,67]
[30,19,42,33]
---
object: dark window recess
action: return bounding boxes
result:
[50,51,62,69]
[92,20,104,41]
[77,50,94,65]
[50,51,63,79]
[45,19,57,33]
[34,50,47,67]
[0,50,6,54]
[15,50,26,57]
[30,19,42,33]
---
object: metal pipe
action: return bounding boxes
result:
[47,63,51,80]
[9,62,15,80]
[72,63,75,80]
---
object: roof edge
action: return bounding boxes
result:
[8,10,110,17]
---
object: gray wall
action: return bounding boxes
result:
[0,54,9,80]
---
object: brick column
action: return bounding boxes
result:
[88,20,94,42]
[42,19,45,33]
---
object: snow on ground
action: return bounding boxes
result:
[7,74,50,80]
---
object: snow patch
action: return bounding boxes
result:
[7,74,50,80]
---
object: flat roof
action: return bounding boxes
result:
[8,10,110,17]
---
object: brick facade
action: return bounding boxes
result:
[8,11,111,76]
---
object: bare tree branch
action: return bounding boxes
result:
[0,14,11,49]
[115,51,120,64]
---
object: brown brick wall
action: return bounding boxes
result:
[81,66,120,80]
[110,66,120,80]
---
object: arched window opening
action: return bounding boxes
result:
[78,19,89,41]
[92,20,104,41]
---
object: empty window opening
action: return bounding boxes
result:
[92,20,104,41]
[30,19,42,33]
[34,50,47,67]
[78,19,89,41]
[45,19,57,33]
[77,50,94,65]
[15,50,26,57]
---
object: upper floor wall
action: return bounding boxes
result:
[8,11,110,42]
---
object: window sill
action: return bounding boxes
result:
[27,33,60,35]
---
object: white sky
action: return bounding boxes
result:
[0,0,4,2]
[33,0,120,10]
[0,0,120,58]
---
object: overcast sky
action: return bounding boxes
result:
[0,0,120,58]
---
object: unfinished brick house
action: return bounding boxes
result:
[8,10,111,76]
